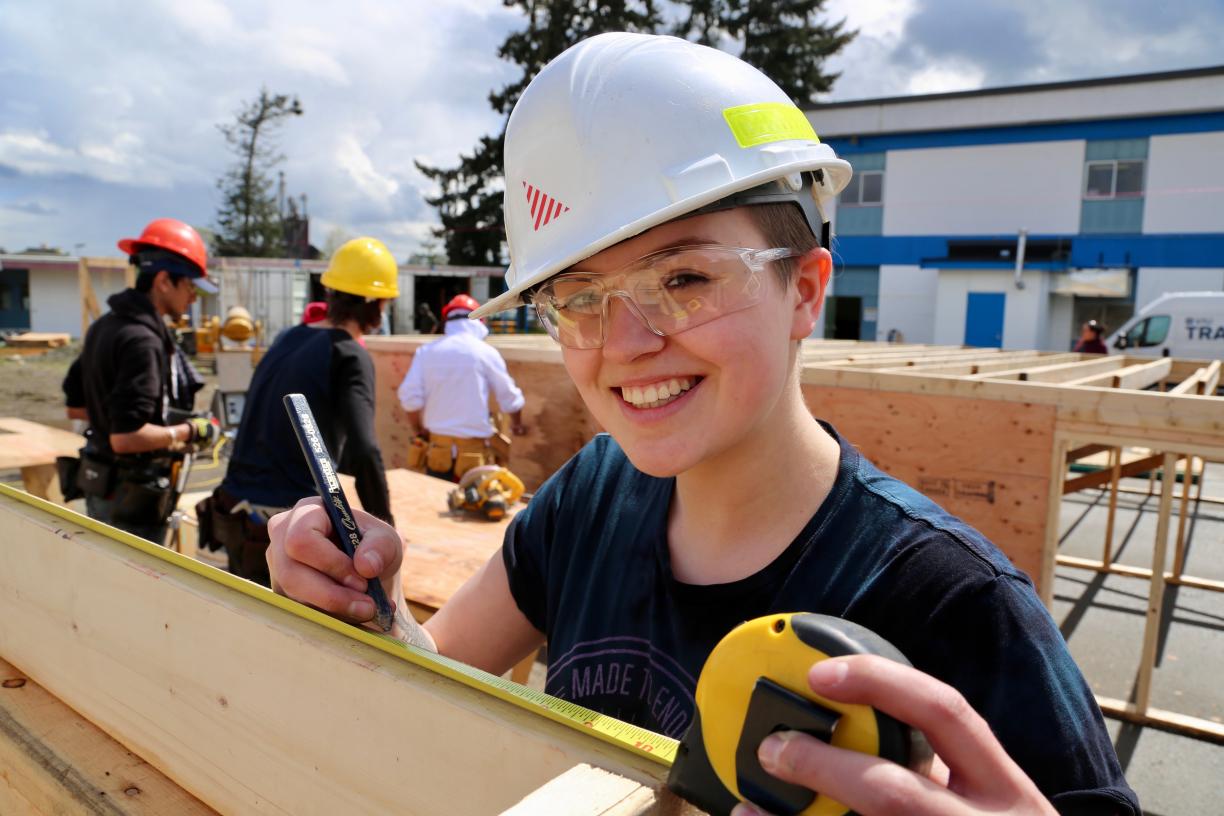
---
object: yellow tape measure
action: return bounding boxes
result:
[0,485,677,764]
[667,613,932,816]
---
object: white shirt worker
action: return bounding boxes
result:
[396,317,525,439]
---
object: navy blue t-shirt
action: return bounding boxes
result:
[222,324,392,522]
[503,427,1138,814]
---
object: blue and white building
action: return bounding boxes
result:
[809,66,1224,351]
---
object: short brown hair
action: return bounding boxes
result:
[325,289,382,332]
[744,203,821,286]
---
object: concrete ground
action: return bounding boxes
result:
[1053,462,1224,814]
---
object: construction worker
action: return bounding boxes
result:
[206,237,396,587]
[396,293,527,482]
[62,218,221,544]
[266,34,1136,814]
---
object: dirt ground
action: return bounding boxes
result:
[0,344,83,431]
[0,342,218,432]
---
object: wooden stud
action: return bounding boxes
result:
[1040,437,1070,607]
[1102,447,1121,570]
[1133,453,1177,715]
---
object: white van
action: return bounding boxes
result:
[1108,291,1224,359]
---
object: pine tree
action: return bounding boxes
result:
[718,0,855,103]
[418,0,854,267]
[416,0,661,268]
[214,89,304,258]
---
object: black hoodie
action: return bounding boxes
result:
[64,289,176,455]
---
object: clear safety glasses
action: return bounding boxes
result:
[530,245,800,350]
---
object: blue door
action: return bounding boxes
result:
[964,292,1005,348]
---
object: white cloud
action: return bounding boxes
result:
[3,0,1221,260]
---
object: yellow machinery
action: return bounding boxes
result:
[447,465,525,521]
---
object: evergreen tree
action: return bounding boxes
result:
[418,0,853,268]
[714,0,855,103]
[214,88,303,257]
[416,0,661,268]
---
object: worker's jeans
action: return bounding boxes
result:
[86,494,169,546]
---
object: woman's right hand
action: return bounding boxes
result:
[266,497,406,625]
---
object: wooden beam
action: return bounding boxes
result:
[1094,696,1224,744]
[0,488,688,815]
[1168,367,1208,396]
[1062,452,1170,494]
[1062,358,1172,390]
[972,356,1125,383]
[898,352,1080,376]
[1065,443,1113,463]
[1201,360,1221,395]
[0,657,214,815]
[500,764,660,815]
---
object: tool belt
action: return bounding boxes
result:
[75,447,181,527]
[409,433,502,482]
[197,486,289,588]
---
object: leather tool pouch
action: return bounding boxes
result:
[195,495,220,552]
[111,463,175,526]
[208,492,247,552]
[454,451,486,480]
[406,436,429,471]
[56,456,84,502]
[426,443,454,475]
[76,451,116,498]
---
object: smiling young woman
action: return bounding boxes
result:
[266,32,1138,816]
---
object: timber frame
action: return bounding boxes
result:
[367,336,1224,742]
[0,487,696,814]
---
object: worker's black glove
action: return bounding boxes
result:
[187,416,222,448]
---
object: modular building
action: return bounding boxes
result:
[0,253,504,340]
[809,65,1224,352]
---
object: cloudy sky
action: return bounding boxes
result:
[2,0,1222,261]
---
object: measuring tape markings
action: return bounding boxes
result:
[0,483,677,764]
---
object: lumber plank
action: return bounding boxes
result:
[0,657,213,815]
[1061,358,1172,390]
[1168,367,1207,395]
[1201,359,1221,395]
[890,352,1079,376]
[0,489,683,815]
[971,356,1125,383]
[801,384,1057,590]
[500,764,661,815]
[0,417,85,471]
[1062,453,1171,494]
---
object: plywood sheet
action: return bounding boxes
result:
[342,469,516,613]
[0,417,84,470]
[802,384,1058,589]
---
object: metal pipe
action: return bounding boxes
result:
[1014,228,1028,290]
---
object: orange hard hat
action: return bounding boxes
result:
[118,218,209,276]
[442,294,481,321]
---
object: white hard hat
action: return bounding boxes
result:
[471,32,852,319]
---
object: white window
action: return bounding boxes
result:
[1084,160,1145,199]
[840,170,884,207]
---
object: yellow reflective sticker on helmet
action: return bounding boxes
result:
[723,102,819,148]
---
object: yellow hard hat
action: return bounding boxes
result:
[321,237,400,299]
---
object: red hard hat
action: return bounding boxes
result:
[118,218,209,276]
[301,301,329,325]
[442,294,481,321]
